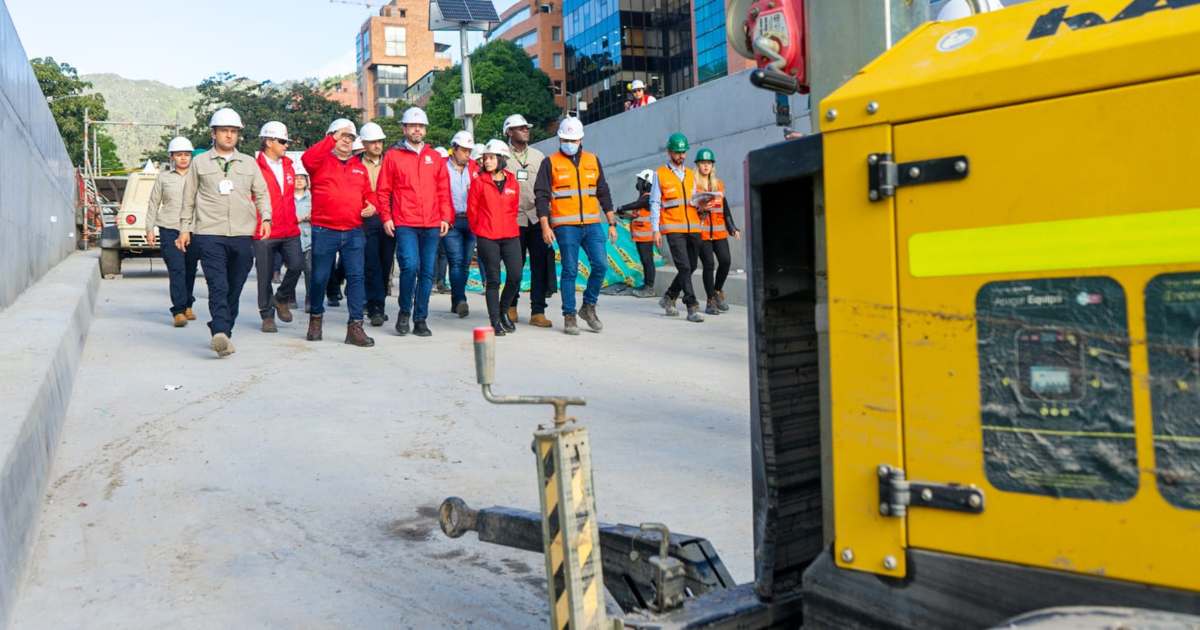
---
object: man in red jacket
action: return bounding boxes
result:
[378,106,452,337]
[301,118,378,347]
[253,122,303,333]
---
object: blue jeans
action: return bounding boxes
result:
[442,214,475,306]
[395,226,442,321]
[309,226,366,322]
[554,222,608,316]
[158,227,199,315]
[194,234,254,336]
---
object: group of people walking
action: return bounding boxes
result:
[143,104,738,357]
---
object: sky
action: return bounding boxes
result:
[6,0,513,87]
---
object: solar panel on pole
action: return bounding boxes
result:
[434,0,473,21]
[464,0,498,21]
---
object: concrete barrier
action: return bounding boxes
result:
[0,252,99,626]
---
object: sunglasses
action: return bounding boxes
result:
[271,138,291,146]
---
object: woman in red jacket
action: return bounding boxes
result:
[467,139,522,336]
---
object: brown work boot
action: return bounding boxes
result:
[306,314,323,341]
[529,313,552,328]
[184,307,196,320]
[345,320,375,347]
[261,317,278,333]
[507,306,518,323]
[578,303,603,332]
[275,299,293,323]
[715,290,730,312]
[173,313,188,328]
[564,314,580,336]
[705,298,721,316]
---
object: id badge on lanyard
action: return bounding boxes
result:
[217,158,234,195]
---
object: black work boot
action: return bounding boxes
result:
[491,316,507,337]
[395,311,411,336]
[369,310,385,327]
[345,320,375,347]
[499,310,516,333]
[413,320,432,337]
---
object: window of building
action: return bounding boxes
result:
[385,26,407,56]
[553,80,563,94]
[489,6,531,41]
[357,29,372,64]
[531,55,540,68]
[553,53,563,69]
[376,64,409,100]
[512,29,538,49]
[552,26,561,41]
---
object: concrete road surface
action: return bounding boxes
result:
[11,257,752,629]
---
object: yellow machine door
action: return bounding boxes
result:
[894,73,1200,592]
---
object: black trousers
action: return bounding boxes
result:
[326,252,345,300]
[194,234,254,337]
[699,238,731,300]
[665,232,701,307]
[635,240,656,288]
[157,227,199,315]
[254,237,304,318]
[362,215,395,316]
[513,223,550,315]
[476,236,523,324]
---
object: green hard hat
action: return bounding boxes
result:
[667,132,689,153]
[695,147,715,162]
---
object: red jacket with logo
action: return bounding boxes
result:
[376,143,453,228]
[301,134,374,230]
[467,172,520,240]
[254,153,300,240]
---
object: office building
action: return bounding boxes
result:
[356,0,453,121]
[692,0,755,84]
[487,0,566,110]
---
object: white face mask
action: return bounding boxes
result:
[560,142,580,157]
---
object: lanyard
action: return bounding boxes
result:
[512,148,530,171]
[215,156,234,176]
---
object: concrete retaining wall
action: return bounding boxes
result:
[0,1,78,311]
[533,69,812,304]
[0,252,99,627]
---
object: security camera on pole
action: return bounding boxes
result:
[428,0,500,133]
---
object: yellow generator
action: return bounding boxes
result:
[442,1,1200,627]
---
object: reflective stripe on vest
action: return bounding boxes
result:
[656,164,699,234]
[549,152,602,226]
[699,176,727,240]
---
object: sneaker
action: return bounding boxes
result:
[369,312,385,327]
[211,333,235,357]
[183,307,197,321]
[705,298,721,316]
[686,304,705,323]
[395,312,411,336]
[261,317,278,333]
[529,313,553,328]
[345,320,376,347]
[634,286,656,298]
[715,289,730,312]
[455,302,469,318]
[435,282,451,294]
[659,295,679,317]
[173,313,188,328]
[327,297,341,307]
[563,314,580,336]
[579,303,603,332]
[413,320,432,337]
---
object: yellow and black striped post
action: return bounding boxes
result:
[535,425,607,630]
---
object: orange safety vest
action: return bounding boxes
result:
[698,176,727,241]
[629,199,654,243]
[548,151,602,227]
[656,164,700,234]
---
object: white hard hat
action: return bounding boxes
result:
[482,139,511,158]
[557,117,585,141]
[352,138,364,152]
[937,0,1004,20]
[258,120,289,140]
[630,79,646,90]
[209,107,243,129]
[470,145,483,161]
[636,169,654,183]
[503,114,530,134]
[327,118,356,136]
[401,107,429,125]
[450,130,475,150]
[359,122,386,141]
[167,136,194,154]
[435,147,449,158]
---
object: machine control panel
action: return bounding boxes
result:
[1145,272,1200,511]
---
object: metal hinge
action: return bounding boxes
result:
[867,153,969,202]
[877,464,984,516]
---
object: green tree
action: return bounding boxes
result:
[169,73,361,155]
[424,40,560,147]
[32,57,124,172]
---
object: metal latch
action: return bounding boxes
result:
[867,153,969,201]
[640,522,686,612]
[877,464,984,516]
